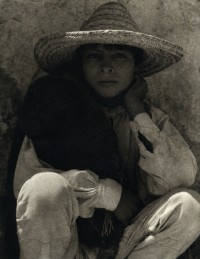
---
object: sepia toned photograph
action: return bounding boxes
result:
[1,0,200,258]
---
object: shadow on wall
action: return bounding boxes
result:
[0,69,22,259]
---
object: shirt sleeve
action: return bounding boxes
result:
[14,136,122,218]
[130,106,197,196]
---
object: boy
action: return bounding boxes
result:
[9,2,200,259]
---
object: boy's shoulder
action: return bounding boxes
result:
[26,74,87,114]
[29,75,81,98]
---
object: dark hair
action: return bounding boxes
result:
[75,43,144,66]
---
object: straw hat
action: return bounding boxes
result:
[34,1,183,77]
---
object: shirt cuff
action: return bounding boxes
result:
[133,112,159,132]
[96,178,122,211]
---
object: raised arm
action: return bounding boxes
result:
[123,77,197,197]
[131,106,197,196]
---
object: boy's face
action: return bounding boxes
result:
[82,44,135,98]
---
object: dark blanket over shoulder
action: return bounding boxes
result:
[20,75,125,180]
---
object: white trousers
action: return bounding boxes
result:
[16,173,200,259]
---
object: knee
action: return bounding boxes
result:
[170,189,200,234]
[172,189,200,214]
[18,172,74,210]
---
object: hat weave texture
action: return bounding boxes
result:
[34,1,183,77]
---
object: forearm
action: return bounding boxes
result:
[131,109,197,196]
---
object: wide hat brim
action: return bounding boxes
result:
[34,29,183,77]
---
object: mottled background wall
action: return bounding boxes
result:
[0,0,200,258]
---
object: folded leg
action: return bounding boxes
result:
[116,188,200,259]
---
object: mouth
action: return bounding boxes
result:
[98,80,118,84]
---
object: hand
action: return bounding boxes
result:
[113,188,142,226]
[123,77,148,120]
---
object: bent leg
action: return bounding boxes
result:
[16,172,79,259]
[116,188,200,259]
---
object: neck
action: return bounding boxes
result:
[92,90,126,108]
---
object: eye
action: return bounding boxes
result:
[86,52,101,59]
[113,52,127,59]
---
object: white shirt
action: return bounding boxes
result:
[14,105,197,218]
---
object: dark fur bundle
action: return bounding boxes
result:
[19,75,125,181]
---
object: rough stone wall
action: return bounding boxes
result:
[0,0,200,257]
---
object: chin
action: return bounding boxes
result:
[100,94,116,98]
[98,91,119,98]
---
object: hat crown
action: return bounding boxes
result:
[34,1,183,77]
[81,1,140,32]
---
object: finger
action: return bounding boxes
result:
[137,139,154,159]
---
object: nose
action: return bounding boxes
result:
[100,65,114,73]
